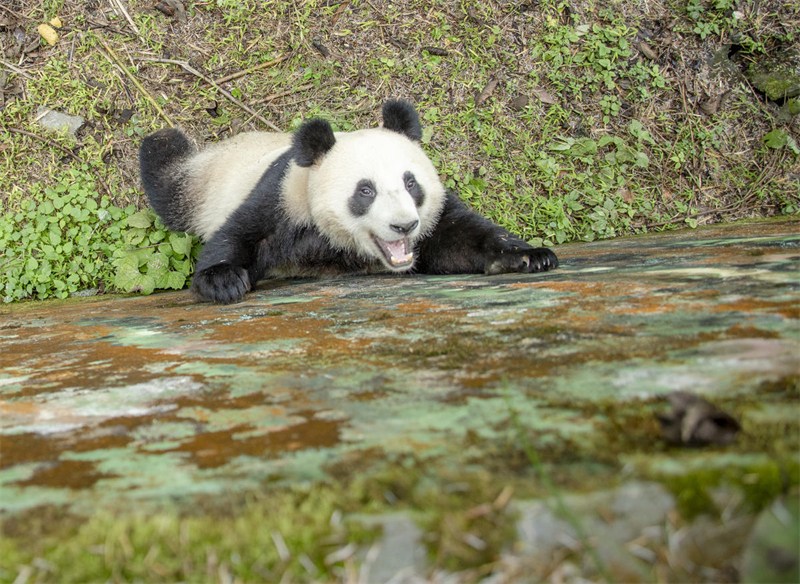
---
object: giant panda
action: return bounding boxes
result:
[139,100,558,304]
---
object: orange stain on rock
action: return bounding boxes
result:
[15,459,115,490]
[164,416,342,469]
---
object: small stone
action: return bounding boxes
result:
[656,391,740,447]
[36,107,84,137]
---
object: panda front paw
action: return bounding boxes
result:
[192,264,251,304]
[485,246,559,275]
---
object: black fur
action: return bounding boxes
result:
[415,192,559,275]
[196,187,558,303]
[191,149,293,303]
[348,179,377,217]
[293,118,336,167]
[139,128,196,232]
[382,100,423,141]
[403,171,425,207]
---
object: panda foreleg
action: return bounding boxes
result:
[415,191,558,275]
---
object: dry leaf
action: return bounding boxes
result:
[475,75,500,106]
[635,40,658,61]
[531,87,557,104]
[155,0,187,23]
[509,94,529,111]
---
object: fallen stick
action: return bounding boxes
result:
[139,57,282,132]
[109,0,142,39]
[214,52,292,85]
[0,59,34,79]
[95,32,175,127]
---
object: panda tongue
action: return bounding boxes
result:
[383,237,413,266]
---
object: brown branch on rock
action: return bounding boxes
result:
[139,57,282,132]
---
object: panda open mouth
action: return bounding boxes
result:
[372,235,414,268]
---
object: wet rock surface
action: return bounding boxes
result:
[1,219,798,581]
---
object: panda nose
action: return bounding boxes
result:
[390,220,419,235]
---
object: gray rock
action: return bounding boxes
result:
[36,106,84,136]
[746,49,800,101]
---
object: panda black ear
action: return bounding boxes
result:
[293,118,336,167]
[382,100,423,142]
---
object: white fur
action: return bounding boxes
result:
[308,128,446,262]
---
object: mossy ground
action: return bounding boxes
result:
[2,387,796,582]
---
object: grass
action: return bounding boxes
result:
[1,0,798,300]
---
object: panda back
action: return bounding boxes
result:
[185,132,293,240]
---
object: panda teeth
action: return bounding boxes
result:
[374,236,414,267]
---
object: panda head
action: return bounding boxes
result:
[292,100,446,271]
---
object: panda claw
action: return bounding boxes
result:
[192,264,251,304]
[486,247,558,275]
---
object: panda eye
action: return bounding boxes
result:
[405,176,416,190]
[359,185,375,198]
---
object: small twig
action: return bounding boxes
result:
[0,4,22,17]
[5,127,113,198]
[331,0,351,25]
[0,59,33,79]
[253,83,315,106]
[109,0,141,39]
[214,52,293,85]
[95,32,175,127]
[139,57,282,132]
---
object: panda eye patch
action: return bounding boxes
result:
[403,171,425,207]
[349,179,378,217]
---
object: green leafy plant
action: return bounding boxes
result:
[684,0,740,39]
[112,210,201,295]
[0,167,125,302]
[763,129,800,155]
[0,165,200,302]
